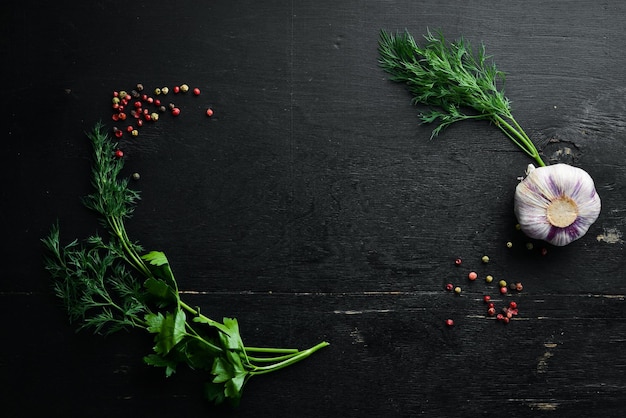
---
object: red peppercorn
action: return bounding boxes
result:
[112,114,119,121]
[124,94,131,101]
[206,108,214,117]
[445,319,454,327]
[126,125,133,132]
[488,302,495,309]
[114,130,123,138]
[483,295,491,303]
[154,99,161,106]
[146,97,154,104]
[509,301,517,309]
[118,112,127,121]
[173,86,180,93]
[541,247,548,256]
[141,94,148,101]
[496,313,504,321]
[137,119,143,127]
[134,101,142,108]
[171,107,181,116]
[515,282,524,292]
[503,317,510,324]
[487,307,496,316]
[114,149,124,158]
[468,271,477,281]
[500,286,508,295]
[193,87,201,96]
[454,258,462,266]
[445,283,454,291]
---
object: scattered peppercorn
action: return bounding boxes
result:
[487,307,496,316]
[454,258,462,266]
[499,286,508,295]
[151,112,159,121]
[481,255,489,264]
[173,85,180,93]
[526,242,534,250]
[483,295,491,303]
[136,83,144,91]
[180,84,189,93]
[171,107,181,116]
[132,172,140,180]
[499,280,507,288]
[193,87,201,96]
[445,283,454,291]
[515,282,523,292]
[454,286,462,295]
[114,149,124,158]
[154,88,161,95]
[509,301,517,309]
[131,129,139,137]
[468,271,477,281]
[485,275,493,283]
[541,247,548,256]
[161,87,169,95]
[206,108,214,117]
[445,319,454,327]
[506,241,513,248]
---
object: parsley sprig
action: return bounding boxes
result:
[378,29,546,167]
[43,122,329,406]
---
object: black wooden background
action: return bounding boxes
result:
[2,1,626,417]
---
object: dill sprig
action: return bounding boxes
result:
[43,122,329,406]
[378,29,546,167]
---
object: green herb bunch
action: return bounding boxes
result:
[43,122,329,406]
[378,29,546,167]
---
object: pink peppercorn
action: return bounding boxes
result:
[171,107,181,116]
[114,149,124,158]
[206,108,214,117]
[487,307,496,316]
[500,286,508,295]
[454,258,462,266]
[483,295,491,303]
[445,319,454,327]
[445,283,454,291]
[509,301,518,309]
[468,271,478,281]
[193,87,201,96]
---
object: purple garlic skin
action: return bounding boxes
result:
[514,164,601,246]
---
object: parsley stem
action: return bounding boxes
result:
[245,347,299,354]
[248,341,330,376]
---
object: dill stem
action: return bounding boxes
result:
[108,215,153,278]
[493,114,546,167]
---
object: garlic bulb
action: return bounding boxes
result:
[514,164,601,246]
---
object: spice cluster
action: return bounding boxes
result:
[443,251,525,327]
[110,82,214,153]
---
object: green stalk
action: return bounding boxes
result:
[248,341,330,376]
[493,114,546,167]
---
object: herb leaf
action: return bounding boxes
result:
[43,122,329,406]
[378,29,546,167]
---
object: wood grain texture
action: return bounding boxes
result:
[1,0,625,417]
